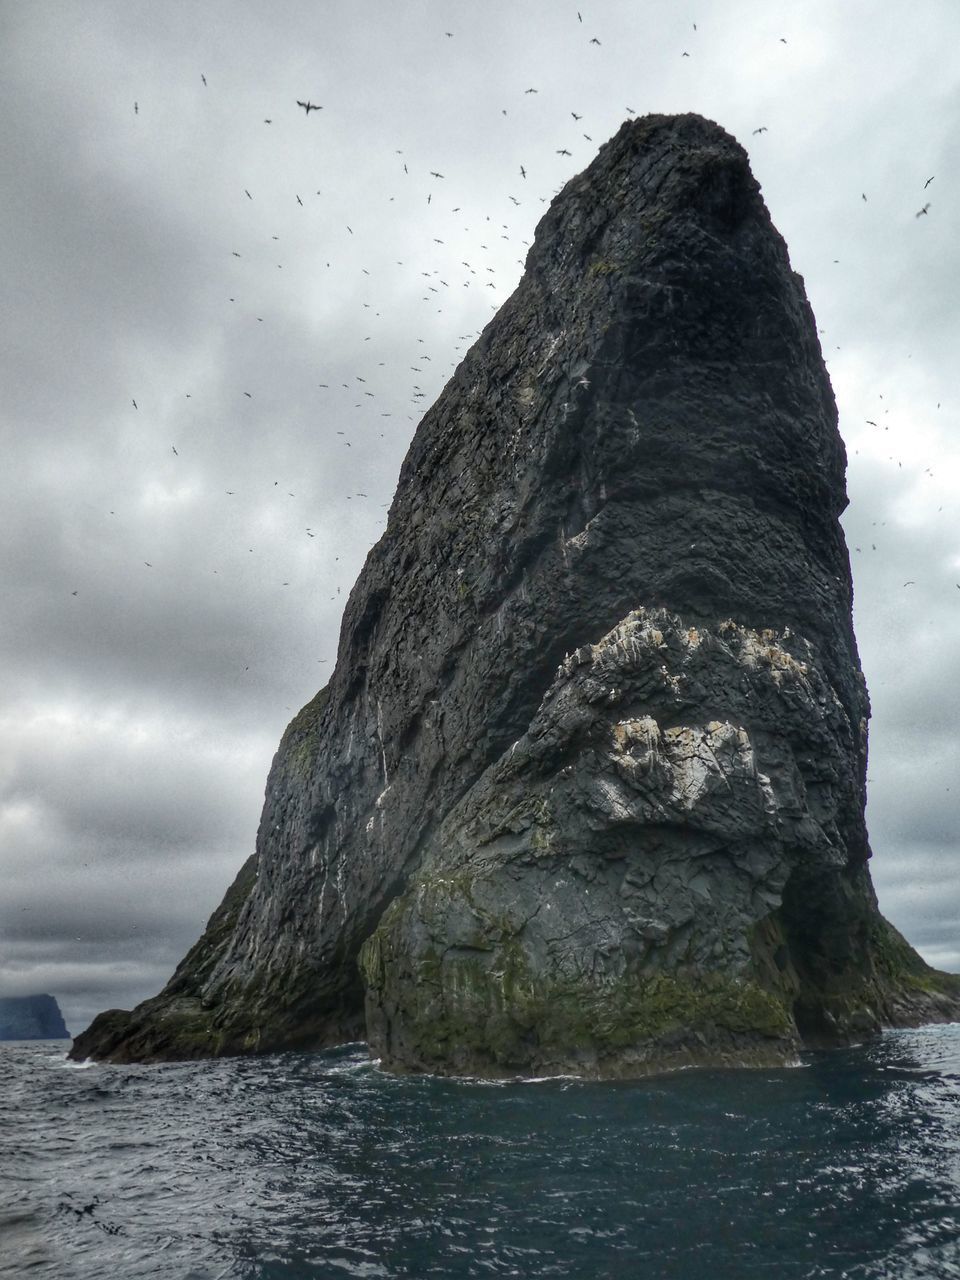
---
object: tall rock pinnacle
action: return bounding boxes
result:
[72,114,960,1073]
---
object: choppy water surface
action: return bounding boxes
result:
[4,1025,960,1279]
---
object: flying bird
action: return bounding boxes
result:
[171,445,178,455]
[752,126,767,134]
[924,176,935,188]
[589,37,601,44]
[201,74,206,86]
[243,391,252,397]
[520,165,526,178]
[524,87,538,93]
[134,101,138,114]
[557,149,571,156]
[916,204,930,217]
[430,171,445,178]
[571,112,582,119]
[297,100,322,114]
[244,189,252,199]
[132,399,138,409]
[296,194,303,205]
[264,119,272,124]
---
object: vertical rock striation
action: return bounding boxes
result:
[71,113,960,1073]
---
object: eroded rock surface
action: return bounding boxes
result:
[72,113,960,1071]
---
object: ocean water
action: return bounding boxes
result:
[4,1026,960,1280]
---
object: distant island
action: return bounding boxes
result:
[0,994,70,1040]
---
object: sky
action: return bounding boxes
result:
[2,0,959,1038]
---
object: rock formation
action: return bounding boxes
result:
[1,994,70,1040]
[71,113,960,1074]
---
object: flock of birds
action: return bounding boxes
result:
[103,18,948,643]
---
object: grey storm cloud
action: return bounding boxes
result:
[3,0,960,1036]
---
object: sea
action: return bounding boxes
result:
[3,1024,960,1280]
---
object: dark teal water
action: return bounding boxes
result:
[4,1025,960,1279]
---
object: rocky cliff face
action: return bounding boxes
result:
[1,994,70,1040]
[71,113,960,1073]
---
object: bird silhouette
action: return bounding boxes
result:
[297,100,322,114]
[571,112,582,120]
[201,74,206,86]
[132,399,138,409]
[752,126,768,134]
[520,165,527,178]
[916,204,931,217]
[589,37,601,45]
[430,171,445,178]
[924,176,935,188]
[557,148,571,156]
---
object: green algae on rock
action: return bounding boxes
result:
[71,113,960,1074]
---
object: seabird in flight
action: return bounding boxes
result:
[297,100,322,114]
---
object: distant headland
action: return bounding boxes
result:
[0,994,70,1040]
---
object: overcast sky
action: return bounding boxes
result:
[2,0,959,1038]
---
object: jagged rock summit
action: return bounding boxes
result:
[72,113,959,1074]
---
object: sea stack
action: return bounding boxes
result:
[0,994,70,1040]
[72,113,960,1074]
